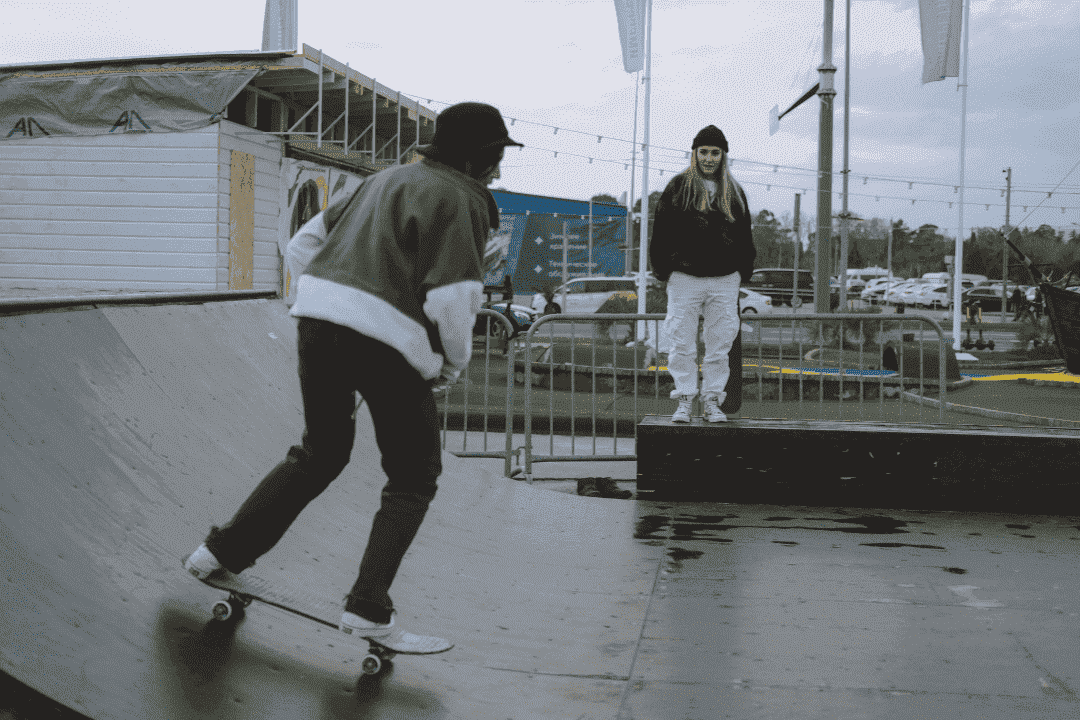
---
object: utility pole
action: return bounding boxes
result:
[1001,167,1012,321]
[792,193,802,311]
[814,0,837,312]
[887,219,893,285]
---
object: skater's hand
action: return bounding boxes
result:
[431,367,461,392]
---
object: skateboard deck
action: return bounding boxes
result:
[721,322,742,415]
[185,563,452,675]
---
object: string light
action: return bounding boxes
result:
[412,94,1080,200]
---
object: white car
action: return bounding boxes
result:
[860,278,901,303]
[916,284,949,308]
[739,287,772,314]
[881,281,921,305]
[537,276,643,315]
[895,283,930,306]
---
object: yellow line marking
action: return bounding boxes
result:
[971,372,1080,383]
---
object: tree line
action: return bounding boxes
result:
[593,192,1080,283]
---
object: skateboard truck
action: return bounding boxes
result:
[211,592,250,622]
[208,590,396,675]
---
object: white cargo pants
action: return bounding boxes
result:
[663,271,741,401]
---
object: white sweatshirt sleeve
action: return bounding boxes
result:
[423,280,484,381]
[283,213,329,306]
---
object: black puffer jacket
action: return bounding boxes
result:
[649,174,756,283]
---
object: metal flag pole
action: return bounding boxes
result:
[636,0,653,341]
[626,71,640,277]
[950,0,973,352]
[837,0,852,310]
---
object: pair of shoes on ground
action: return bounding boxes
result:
[671,395,727,424]
[184,544,394,639]
[577,477,633,499]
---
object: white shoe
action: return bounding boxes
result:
[671,395,693,423]
[702,395,727,423]
[183,543,223,580]
[340,609,396,640]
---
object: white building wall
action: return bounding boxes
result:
[0,126,221,292]
[278,158,366,305]
[216,120,284,292]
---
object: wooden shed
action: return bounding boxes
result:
[0,46,436,298]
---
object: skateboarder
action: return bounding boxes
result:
[649,125,755,423]
[185,102,522,644]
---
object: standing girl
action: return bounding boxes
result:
[650,125,756,423]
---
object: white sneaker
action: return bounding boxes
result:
[340,609,396,640]
[702,395,727,423]
[671,395,693,423]
[183,543,223,580]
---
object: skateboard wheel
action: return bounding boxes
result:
[212,600,234,621]
[361,654,382,675]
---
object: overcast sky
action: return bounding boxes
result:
[3,0,1079,241]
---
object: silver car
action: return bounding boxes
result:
[540,277,642,314]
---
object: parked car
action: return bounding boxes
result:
[745,268,839,308]
[916,284,949,308]
[960,286,1009,313]
[860,277,901,303]
[896,282,933,306]
[538,276,643,315]
[881,280,923,305]
[474,301,537,336]
[739,287,772,314]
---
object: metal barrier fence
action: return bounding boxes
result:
[437,308,516,476]
[437,310,950,480]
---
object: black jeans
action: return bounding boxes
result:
[205,317,442,624]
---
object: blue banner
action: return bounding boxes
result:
[484,213,627,294]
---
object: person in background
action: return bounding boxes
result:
[1010,286,1026,320]
[649,125,756,423]
[184,102,521,649]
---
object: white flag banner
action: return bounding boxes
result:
[613,0,647,73]
[262,0,298,52]
[918,0,963,84]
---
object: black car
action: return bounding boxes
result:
[960,286,1008,314]
[746,268,840,309]
[473,301,537,337]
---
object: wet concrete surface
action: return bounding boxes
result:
[625,503,1080,719]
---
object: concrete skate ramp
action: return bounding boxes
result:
[0,299,657,720]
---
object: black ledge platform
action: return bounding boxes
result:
[636,415,1080,513]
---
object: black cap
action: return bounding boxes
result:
[692,125,728,152]
[418,102,523,160]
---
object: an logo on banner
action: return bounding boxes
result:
[6,117,50,138]
[109,111,152,133]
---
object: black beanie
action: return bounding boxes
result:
[692,125,728,152]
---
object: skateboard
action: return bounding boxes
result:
[721,321,742,415]
[185,564,452,676]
